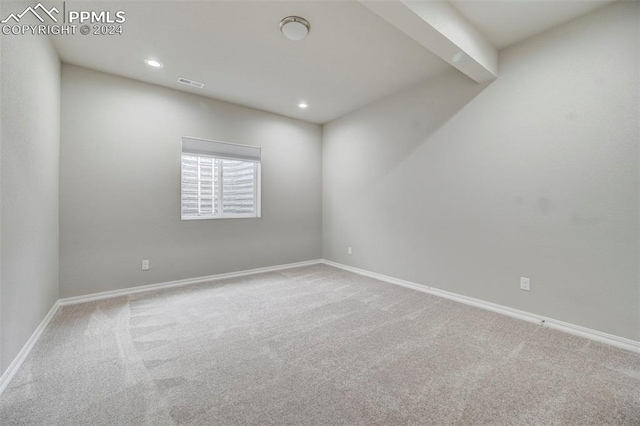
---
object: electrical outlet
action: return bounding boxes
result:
[347,247,352,255]
[520,277,530,291]
[142,260,150,271]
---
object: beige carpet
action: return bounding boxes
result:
[1,264,639,425]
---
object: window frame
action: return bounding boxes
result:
[180,139,261,221]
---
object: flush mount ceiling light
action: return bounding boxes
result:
[297,102,308,109]
[144,58,163,68]
[280,16,310,41]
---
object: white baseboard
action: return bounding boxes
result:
[0,259,322,396]
[0,301,61,395]
[58,259,323,306]
[322,259,640,354]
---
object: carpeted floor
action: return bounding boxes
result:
[1,264,639,425]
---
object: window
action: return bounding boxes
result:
[181,137,261,220]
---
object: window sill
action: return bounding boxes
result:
[181,214,260,221]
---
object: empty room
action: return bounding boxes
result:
[1,0,639,424]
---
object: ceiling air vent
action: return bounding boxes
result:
[178,77,205,89]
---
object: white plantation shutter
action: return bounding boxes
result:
[181,137,261,219]
[222,160,256,214]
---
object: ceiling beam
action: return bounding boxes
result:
[360,0,498,83]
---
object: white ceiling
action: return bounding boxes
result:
[52,1,616,124]
[53,1,449,124]
[451,0,616,49]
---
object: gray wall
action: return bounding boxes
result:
[60,65,322,298]
[323,2,640,341]
[0,34,60,373]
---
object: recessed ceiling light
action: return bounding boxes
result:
[298,102,308,109]
[144,58,163,68]
[280,16,310,41]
